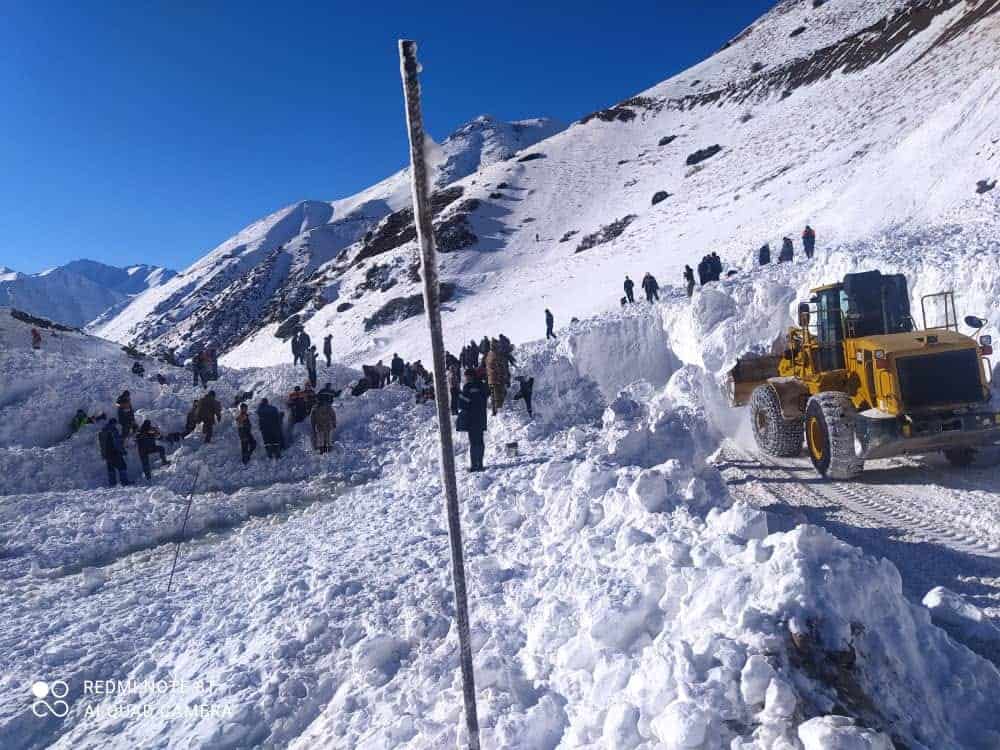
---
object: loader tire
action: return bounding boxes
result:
[750,384,803,457]
[805,392,864,480]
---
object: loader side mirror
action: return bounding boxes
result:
[797,302,811,328]
[965,315,987,329]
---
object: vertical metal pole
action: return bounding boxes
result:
[166,469,200,593]
[398,40,481,750]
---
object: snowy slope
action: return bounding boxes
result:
[94,116,564,359]
[213,0,1000,369]
[0,260,176,328]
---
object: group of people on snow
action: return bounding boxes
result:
[454,334,534,472]
[95,390,175,486]
[622,273,661,305]
[759,225,817,266]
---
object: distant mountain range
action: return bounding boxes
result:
[0,260,176,328]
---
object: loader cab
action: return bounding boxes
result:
[808,283,846,371]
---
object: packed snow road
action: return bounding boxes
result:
[719,443,1000,663]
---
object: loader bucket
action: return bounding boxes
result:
[728,354,782,406]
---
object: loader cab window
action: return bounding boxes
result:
[812,287,846,371]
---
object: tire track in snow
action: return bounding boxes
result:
[720,443,1000,559]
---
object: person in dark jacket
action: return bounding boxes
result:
[803,225,816,258]
[759,243,771,266]
[116,391,136,439]
[287,386,310,424]
[196,390,222,443]
[683,266,696,298]
[323,335,333,367]
[256,399,283,459]
[545,309,556,340]
[779,237,794,263]
[641,273,660,302]
[457,368,489,472]
[623,275,635,304]
[236,403,256,465]
[447,362,462,416]
[131,361,145,377]
[710,253,723,281]
[136,419,169,480]
[513,375,535,418]
[99,419,129,486]
[479,336,491,362]
[291,333,302,366]
[390,353,405,383]
[317,382,339,404]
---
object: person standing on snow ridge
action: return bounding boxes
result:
[196,390,222,443]
[291,332,302,366]
[545,309,556,340]
[758,243,771,266]
[623,275,635,304]
[710,253,723,281]
[803,225,816,259]
[513,375,535,419]
[116,391,137,439]
[311,398,336,454]
[99,418,129,487]
[642,272,660,302]
[323,335,333,367]
[457,367,489,472]
[390,353,405,384]
[683,265,696,298]
[31,328,42,350]
[779,236,794,263]
[136,419,170,480]
[257,399,283,459]
[236,403,257,465]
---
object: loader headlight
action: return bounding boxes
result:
[901,424,912,437]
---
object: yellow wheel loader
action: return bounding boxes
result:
[730,270,998,479]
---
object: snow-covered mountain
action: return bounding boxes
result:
[0,260,176,329]
[96,0,1000,369]
[93,115,565,358]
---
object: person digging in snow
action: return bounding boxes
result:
[485,339,508,416]
[683,265,695,298]
[136,419,170,480]
[256,398,283,459]
[758,243,771,266]
[99,418,129,487]
[642,272,660,302]
[623,275,635,304]
[512,375,535,418]
[311,398,336,454]
[197,390,222,443]
[116,391,137,439]
[323,334,333,367]
[236,403,257,465]
[779,236,794,263]
[457,367,489,472]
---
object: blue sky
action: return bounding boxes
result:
[1,1,774,273]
